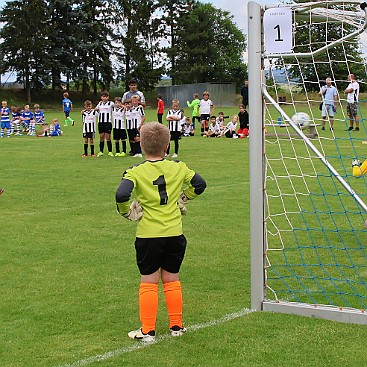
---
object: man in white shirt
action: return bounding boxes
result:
[345,74,360,131]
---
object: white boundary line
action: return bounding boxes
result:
[57,308,254,367]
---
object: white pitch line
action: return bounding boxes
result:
[57,308,254,367]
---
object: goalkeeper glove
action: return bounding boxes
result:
[177,192,188,215]
[352,159,361,168]
[122,200,143,221]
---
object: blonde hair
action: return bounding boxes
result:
[140,122,170,156]
[203,91,209,96]
[33,104,40,109]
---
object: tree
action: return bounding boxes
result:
[172,2,247,85]
[74,0,114,95]
[112,0,164,91]
[0,0,50,102]
[46,0,79,91]
[157,0,194,85]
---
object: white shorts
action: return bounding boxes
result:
[322,104,335,117]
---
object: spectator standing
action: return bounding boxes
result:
[345,73,360,131]
[122,78,146,107]
[240,80,249,109]
[157,94,165,124]
[319,78,338,131]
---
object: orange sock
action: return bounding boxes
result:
[139,283,158,334]
[163,281,183,328]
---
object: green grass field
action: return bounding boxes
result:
[1,107,367,367]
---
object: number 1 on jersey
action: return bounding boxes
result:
[153,175,168,205]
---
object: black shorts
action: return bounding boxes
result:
[83,132,94,139]
[127,128,139,141]
[98,123,112,134]
[113,128,127,140]
[200,114,210,122]
[135,235,187,275]
[170,131,181,141]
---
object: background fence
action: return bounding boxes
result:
[156,82,237,108]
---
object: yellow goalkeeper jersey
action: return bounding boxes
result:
[116,159,206,238]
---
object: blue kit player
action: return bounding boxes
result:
[62,92,74,127]
[0,100,11,138]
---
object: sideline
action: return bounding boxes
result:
[57,308,254,367]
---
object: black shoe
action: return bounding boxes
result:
[347,126,353,131]
[321,127,325,131]
[330,127,334,131]
[354,127,360,131]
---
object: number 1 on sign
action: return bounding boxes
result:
[274,24,283,42]
[264,7,292,54]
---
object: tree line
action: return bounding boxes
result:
[0,0,247,102]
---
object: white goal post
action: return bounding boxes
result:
[248,0,367,324]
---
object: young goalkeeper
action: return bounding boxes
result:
[115,122,206,343]
[352,158,367,177]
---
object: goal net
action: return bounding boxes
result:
[248,0,367,324]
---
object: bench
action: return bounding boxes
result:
[265,123,321,139]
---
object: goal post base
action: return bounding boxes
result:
[263,301,367,325]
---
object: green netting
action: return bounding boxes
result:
[263,1,367,310]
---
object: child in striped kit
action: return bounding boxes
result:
[81,100,97,156]
[113,97,127,157]
[166,99,183,158]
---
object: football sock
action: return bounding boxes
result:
[84,144,88,155]
[115,142,120,153]
[91,145,95,155]
[122,141,127,153]
[175,140,179,154]
[139,283,158,334]
[163,281,183,328]
[100,141,104,153]
[64,119,68,126]
[136,142,142,154]
[107,140,112,152]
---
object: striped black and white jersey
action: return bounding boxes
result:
[113,107,125,129]
[126,105,145,129]
[125,108,134,129]
[96,101,114,123]
[166,109,183,132]
[82,110,97,133]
